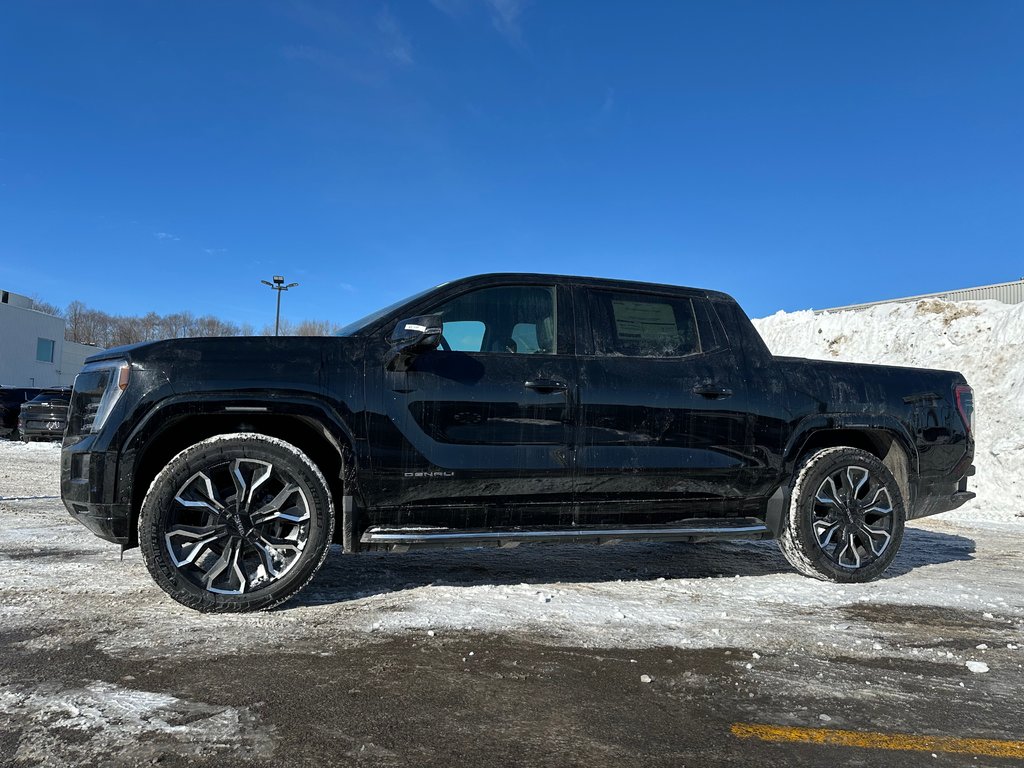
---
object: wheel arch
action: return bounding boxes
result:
[765,417,918,536]
[121,396,360,550]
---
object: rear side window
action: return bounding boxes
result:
[692,297,728,353]
[589,290,727,358]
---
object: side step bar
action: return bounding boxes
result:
[360,518,771,551]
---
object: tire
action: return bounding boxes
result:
[139,433,335,612]
[778,446,906,583]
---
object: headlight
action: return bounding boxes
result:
[69,360,131,435]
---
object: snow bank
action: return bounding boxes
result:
[0,681,273,763]
[753,299,1024,523]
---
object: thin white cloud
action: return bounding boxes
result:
[281,5,414,84]
[600,87,615,118]
[204,248,227,255]
[286,0,350,37]
[339,282,356,293]
[282,44,382,85]
[431,0,529,48]
[154,232,179,241]
[376,7,413,66]
[486,0,527,46]
[429,0,467,18]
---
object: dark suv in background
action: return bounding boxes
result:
[0,386,42,439]
[19,387,72,441]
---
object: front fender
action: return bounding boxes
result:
[115,392,363,513]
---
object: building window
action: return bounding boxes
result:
[36,338,55,363]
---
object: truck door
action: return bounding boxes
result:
[370,282,577,527]
[573,285,760,523]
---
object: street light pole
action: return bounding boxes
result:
[260,275,300,336]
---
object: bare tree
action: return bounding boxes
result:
[260,318,338,336]
[56,297,332,345]
[65,301,88,343]
[30,296,62,317]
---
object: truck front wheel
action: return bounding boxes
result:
[778,446,906,583]
[139,433,335,612]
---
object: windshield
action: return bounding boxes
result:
[334,283,445,336]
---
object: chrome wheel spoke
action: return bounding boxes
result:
[251,534,303,579]
[164,523,229,567]
[204,538,249,594]
[230,459,273,514]
[204,538,238,592]
[845,466,870,500]
[174,471,226,518]
[835,532,862,568]
[250,538,282,579]
[815,476,842,507]
[251,483,309,525]
[813,518,842,548]
[862,487,893,517]
[858,523,892,557]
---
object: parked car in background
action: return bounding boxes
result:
[19,388,72,441]
[0,386,43,439]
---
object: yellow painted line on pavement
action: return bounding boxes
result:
[732,723,1024,760]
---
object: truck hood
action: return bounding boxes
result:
[86,336,364,397]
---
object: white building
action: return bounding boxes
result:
[819,277,1024,313]
[0,290,101,387]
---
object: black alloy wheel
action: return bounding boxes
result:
[139,433,334,612]
[778,446,906,583]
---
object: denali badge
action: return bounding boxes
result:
[404,471,456,478]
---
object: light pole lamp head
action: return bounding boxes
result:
[273,275,285,285]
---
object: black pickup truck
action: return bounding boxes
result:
[60,274,975,612]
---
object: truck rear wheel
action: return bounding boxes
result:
[139,433,335,612]
[778,446,906,583]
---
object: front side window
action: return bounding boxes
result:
[36,338,55,363]
[589,290,718,358]
[429,285,557,354]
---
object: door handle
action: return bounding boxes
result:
[525,379,569,393]
[693,385,733,399]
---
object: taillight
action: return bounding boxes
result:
[954,384,974,437]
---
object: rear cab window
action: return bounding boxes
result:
[586,288,728,358]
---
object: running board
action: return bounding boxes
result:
[360,518,771,551]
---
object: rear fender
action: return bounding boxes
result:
[764,415,919,536]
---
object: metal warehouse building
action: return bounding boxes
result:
[0,290,100,388]
[820,277,1024,313]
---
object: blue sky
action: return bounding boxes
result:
[1,1,1021,326]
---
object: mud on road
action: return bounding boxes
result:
[1,444,1022,767]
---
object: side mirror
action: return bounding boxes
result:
[385,314,443,371]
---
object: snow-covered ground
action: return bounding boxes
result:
[753,298,1024,524]
[0,440,1020,660]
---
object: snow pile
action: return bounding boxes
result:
[0,681,273,763]
[753,299,1024,523]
